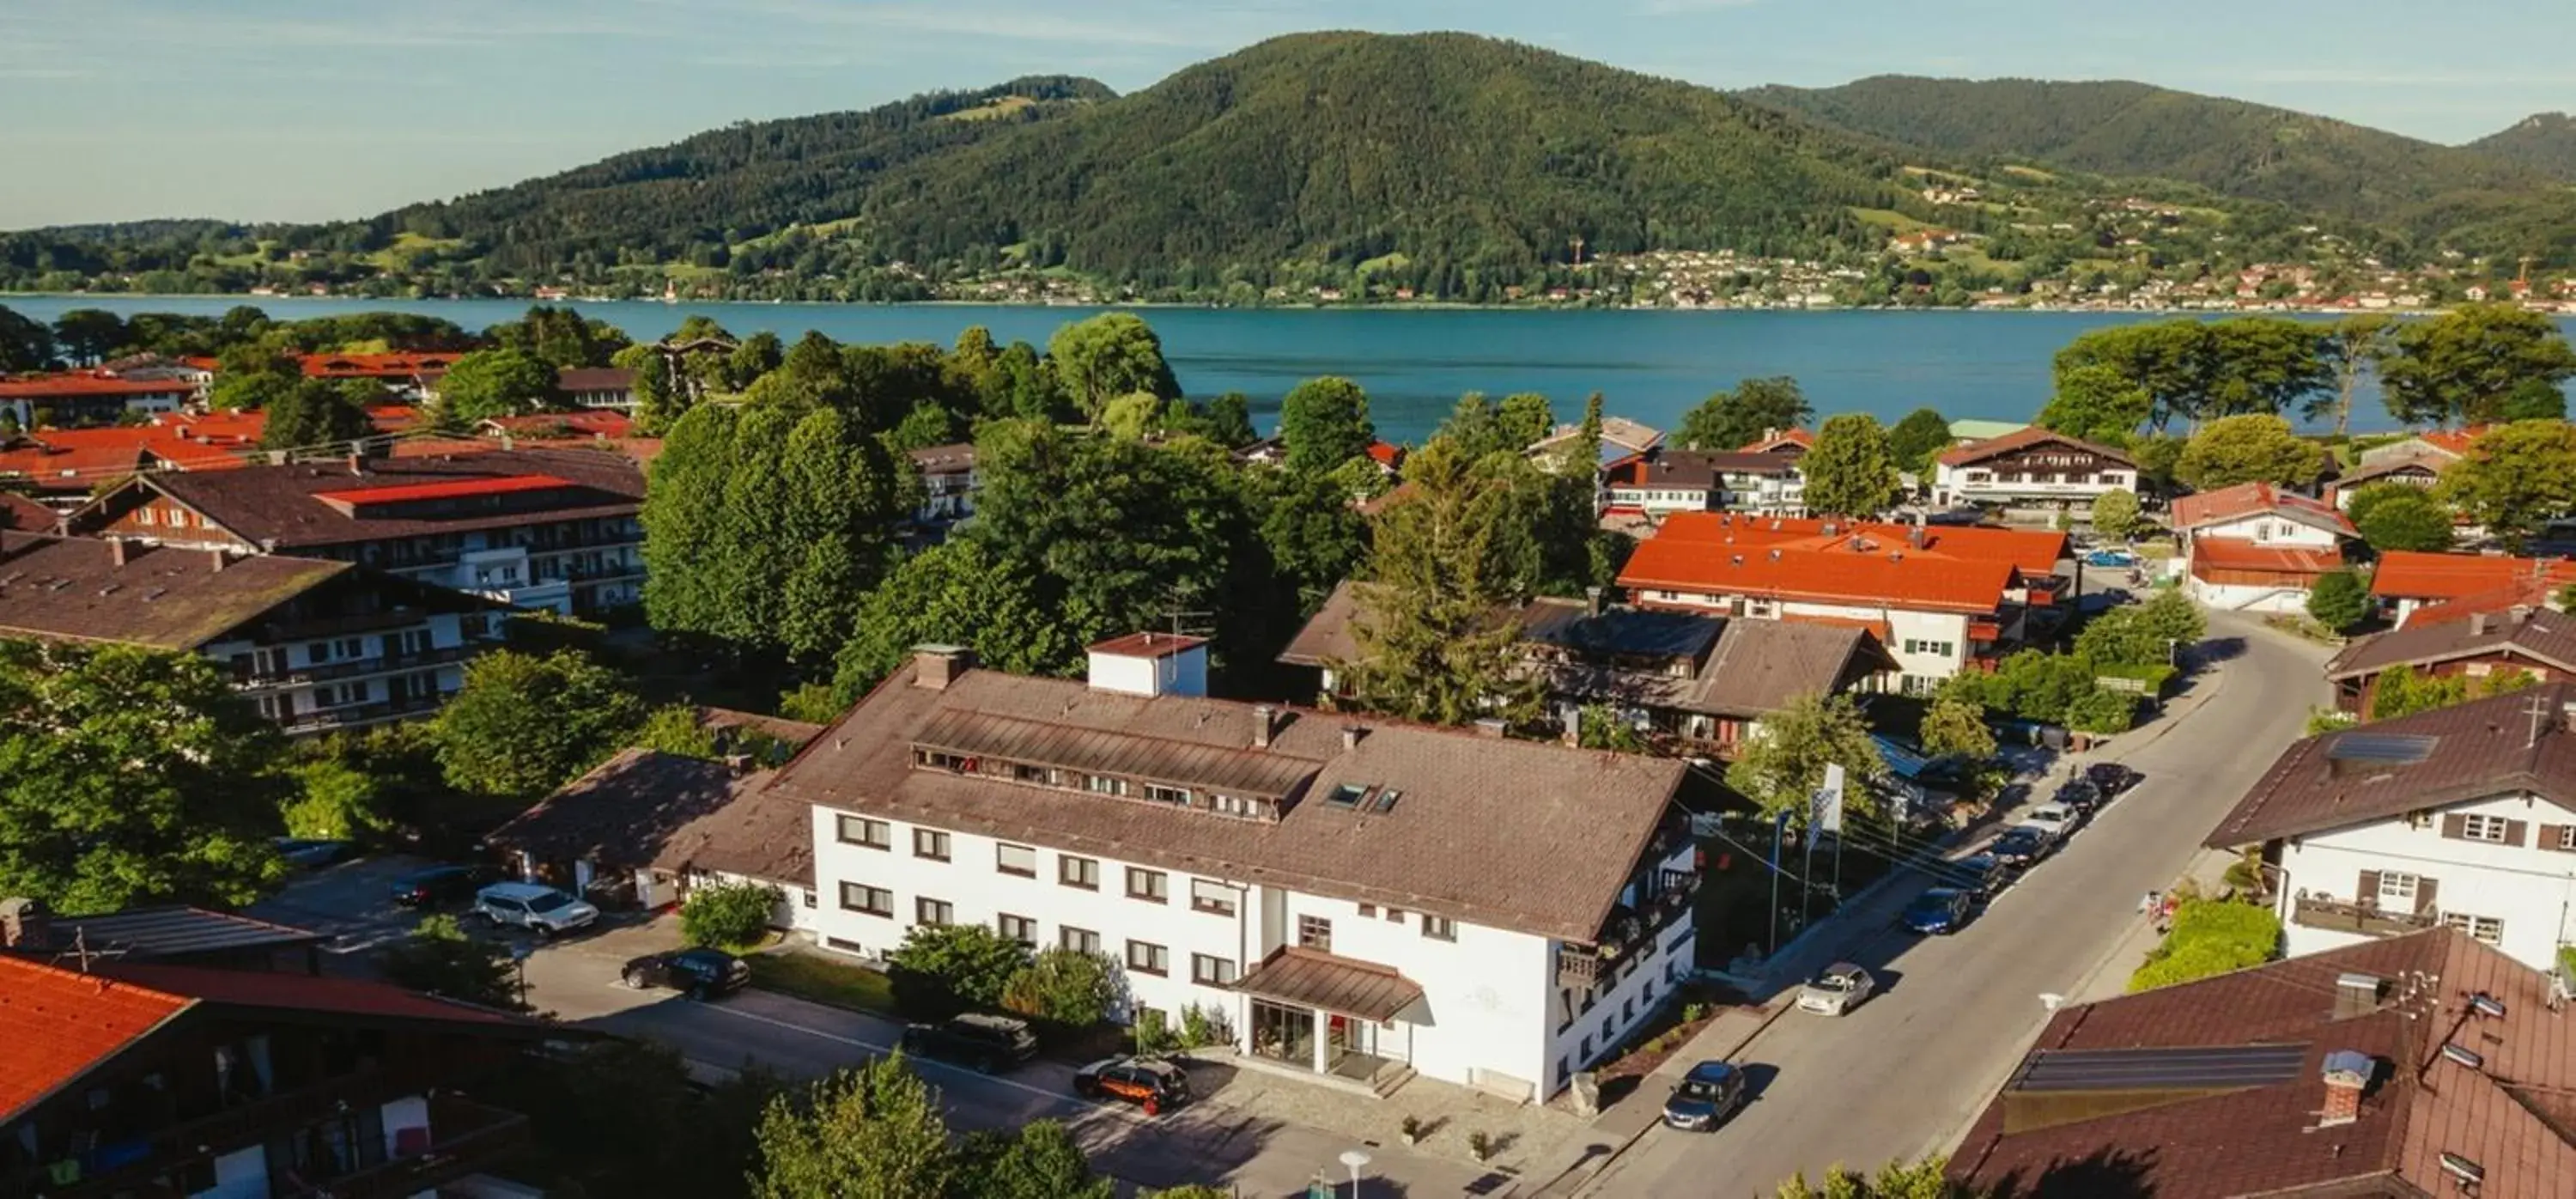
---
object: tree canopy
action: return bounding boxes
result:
[2306,569,2370,632]
[1047,313,1179,419]
[1725,691,1888,827]
[2378,303,2576,428]
[2433,420,2576,546]
[1887,407,1953,476]
[431,649,647,800]
[2052,318,2330,432]
[2346,484,2454,554]
[2035,362,2153,444]
[1277,376,1377,474]
[1673,376,1812,452]
[1801,413,1902,516]
[435,347,564,424]
[258,377,374,451]
[2173,414,2324,490]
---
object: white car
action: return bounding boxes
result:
[1796,962,1876,1015]
[2020,805,2079,843]
[471,881,599,936]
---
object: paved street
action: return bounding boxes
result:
[1579,612,2332,1196]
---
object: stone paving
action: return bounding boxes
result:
[1193,1051,1592,1179]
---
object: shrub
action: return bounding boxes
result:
[1176,1001,1234,1050]
[1000,946,1119,1030]
[382,915,520,1008]
[2127,898,2281,992]
[679,880,781,949]
[885,923,1032,1019]
[2306,569,2369,633]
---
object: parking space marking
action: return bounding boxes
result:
[694,1001,1104,1110]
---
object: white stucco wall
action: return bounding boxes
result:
[2277,791,2576,975]
[2192,512,2342,548]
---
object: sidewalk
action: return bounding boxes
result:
[2069,846,2238,1003]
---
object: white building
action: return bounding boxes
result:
[1931,428,2139,513]
[2206,683,2576,977]
[771,635,1699,1102]
[1601,450,1805,517]
[2171,481,2356,613]
[908,441,978,527]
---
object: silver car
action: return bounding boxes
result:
[1796,962,1875,1016]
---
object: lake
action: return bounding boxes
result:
[9,295,2569,442]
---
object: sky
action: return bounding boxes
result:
[5,0,2572,228]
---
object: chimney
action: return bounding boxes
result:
[2470,612,2489,636]
[1340,726,1365,752]
[1909,523,1927,550]
[1585,586,1604,618]
[913,644,973,690]
[501,432,516,452]
[1253,703,1279,749]
[2511,604,2533,624]
[346,452,363,476]
[207,548,227,573]
[107,538,127,568]
[1473,716,1509,739]
[2318,1050,2373,1128]
[2333,971,2385,1019]
[0,897,52,951]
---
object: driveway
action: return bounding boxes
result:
[1578,612,2332,1196]
[245,852,440,957]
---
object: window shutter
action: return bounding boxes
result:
[2415,877,2439,916]
[2545,825,2570,853]
[2441,813,2469,840]
[2357,870,2380,906]
[2505,820,2529,848]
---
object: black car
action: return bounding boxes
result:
[1953,852,2009,899]
[622,948,750,999]
[1902,887,1974,934]
[1661,1060,1747,1131]
[2051,777,2105,818]
[390,864,498,908]
[901,1013,1039,1072]
[2087,762,2142,797]
[1990,826,2050,868]
[1074,1056,1191,1115]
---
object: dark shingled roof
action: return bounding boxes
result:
[0,533,349,650]
[53,907,325,961]
[768,660,1689,943]
[652,774,813,888]
[1233,947,1423,1022]
[103,448,643,551]
[487,749,748,872]
[2324,606,2576,681]
[1950,928,2576,1199]
[2203,682,2576,847]
[1602,449,1794,492]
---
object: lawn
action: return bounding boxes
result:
[744,949,898,1016]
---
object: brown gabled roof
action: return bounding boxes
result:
[555,367,635,393]
[1602,449,1795,492]
[768,659,1688,943]
[2202,683,2576,847]
[0,492,59,533]
[1937,426,2134,469]
[2325,606,2576,682]
[0,533,349,650]
[652,773,813,888]
[1951,928,2576,1199]
[91,448,644,551]
[2332,453,2445,490]
[2170,481,2356,539]
[907,442,975,475]
[486,749,748,872]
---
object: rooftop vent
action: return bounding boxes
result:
[2439,1043,2485,1070]
[1341,726,1365,752]
[2470,992,2506,1019]
[2335,972,2386,1019]
[2440,1152,2484,1188]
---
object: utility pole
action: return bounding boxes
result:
[1766,808,1791,959]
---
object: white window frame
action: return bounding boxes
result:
[2443,912,2505,945]
[2376,872,2419,905]
[2459,814,2510,843]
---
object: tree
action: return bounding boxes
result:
[1775,1156,1964,1199]
[956,1122,1114,1199]
[2317,313,2395,439]
[2036,363,2152,444]
[281,758,392,842]
[2075,608,2166,670]
[886,923,1036,1019]
[1498,393,1555,451]
[0,302,56,372]
[2129,432,2187,490]
[1578,705,1649,752]
[1000,946,1118,1030]
[1725,692,1887,827]
[1251,466,1371,613]
[1801,413,1901,517]
[1278,376,1376,474]
[486,304,629,368]
[2128,898,2280,991]
[51,308,129,364]
[1674,376,1811,451]
[1919,697,1996,764]
[2053,319,2328,432]
[258,378,373,451]
[2433,420,2576,546]
[751,1056,957,1199]
[635,703,720,759]
[435,347,562,423]
[1887,407,1953,476]
[681,881,781,950]
[2088,488,2142,540]
[2136,587,2208,653]
[2348,486,2454,554]
[1339,440,1548,727]
[2378,303,2576,427]
[1434,393,1511,460]
[2307,569,2370,632]
[1096,393,1160,439]
[431,649,647,799]
[2501,378,2568,422]
[0,640,285,914]
[1047,313,1179,418]
[208,347,304,415]
[829,540,1079,700]
[2174,414,2323,490]
[486,1039,785,1199]
[381,915,521,1007]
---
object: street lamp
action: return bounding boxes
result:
[1339,1149,1372,1198]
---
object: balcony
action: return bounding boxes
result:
[278,694,447,736]
[235,644,480,691]
[1558,869,1700,989]
[276,1096,530,1199]
[10,1062,452,1198]
[2292,892,2439,938]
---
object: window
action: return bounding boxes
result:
[1298,915,1333,953]
[1126,940,1169,976]
[1012,763,1057,786]
[1422,915,1457,941]
[1358,903,1376,918]
[801,890,817,909]
[1579,1035,1592,1060]
[2458,814,2511,843]
[912,829,950,861]
[2444,912,2506,945]
[996,843,1037,877]
[2377,873,2420,905]
[1144,783,1192,806]
[915,897,953,927]
[1060,855,1100,890]
[2556,826,2576,852]
[837,816,890,850]
[1191,878,1238,916]
[1127,867,1167,903]
[996,913,1036,946]
[1386,907,1405,922]
[839,883,891,917]
[1060,926,1101,955]
[1085,775,1130,797]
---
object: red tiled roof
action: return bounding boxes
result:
[0,956,191,1120]
[2188,538,2346,575]
[1936,425,2135,469]
[1621,534,2019,615]
[0,374,194,399]
[0,491,58,532]
[481,411,635,439]
[366,405,426,432]
[1649,512,2067,575]
[313,473,576,508]
[1737,429,1814,453]
[2370,551,2576,604]
[300,353,455,380]
[2420,425,2493,456]
[1364,441,1405,468]
[2410,576,2564,629]
[2169,481,2355,538]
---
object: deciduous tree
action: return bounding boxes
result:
[1888,407,1953,476]
[0,302,56,372]
[1673,376,1810,451]
[258,377,374,451]
[751,1056,957,1199]
[2174,414,2324,490]
[2378,303,2576,428]
[1725,692,1887,827]
[2037,363,2154,444]
[1498,392,1555,450]
[886,923,1034,1019]
[381,914,522,1008]
[2317,313,2394,439]
[1801,413,1901,517]
[829,540,1078,700]
[50,308,128,364]
[2348,485,2453,554]
[431,649,647,800]
[1919,697,1996,764]
[435,347,563,424]
[2433,420,2576,546]
[1278,376,1376,474]
[2307,569,2370,632]
[2087,488,2142,540]
[1047,313,1179,419]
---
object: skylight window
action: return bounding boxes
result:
[1326,783,1370,809]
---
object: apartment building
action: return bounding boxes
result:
[771,635,1699,1102]
[0,373,195,429]
[1930,427,2139,514]
[67,448,647,615]
[1601,449,1805,517]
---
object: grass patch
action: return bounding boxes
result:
[941,95,1037,122]
[744,949,899,1016]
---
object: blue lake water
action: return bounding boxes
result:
[9,295,2569,442]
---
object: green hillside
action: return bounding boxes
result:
[2470,113,2576,180]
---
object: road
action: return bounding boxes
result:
[1581,611,2331,1196]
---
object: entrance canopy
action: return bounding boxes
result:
[1234,947,1423,1022]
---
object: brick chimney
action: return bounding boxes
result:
[346,452,364,476]
[914,644,974,690]
[2318,1050,2373,1127]
[107,538,127,568]
[0,897,52,951]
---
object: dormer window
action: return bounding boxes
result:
[1086,775,1130,797]
[1145,783,1191,806]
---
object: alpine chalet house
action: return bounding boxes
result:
[297,352,458,404]
[774,634,1700,1102]
[2202,683,2576,976]
[0,532,507,734]
[1601,449,1805,517]
[1928,427,2139,515]
[2371,551,2576,629]
[907,442,979,532]
[65,447,647,615]
[1278,581,1893,758]
[2170,481,2359,613]
[0,372,196,429]
[2325,604,2576,715]
[1618,512,2069,693]
[556,366,637,411]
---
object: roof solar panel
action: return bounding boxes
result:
[2009,1044,2311,1093]
[2324,733,2439,764]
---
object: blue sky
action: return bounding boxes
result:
[6,0,2571,228]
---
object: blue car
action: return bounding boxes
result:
[2084,549,2140,568]
[1902,887,1973,934]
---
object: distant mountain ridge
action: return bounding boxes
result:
[2470,113,2576,180]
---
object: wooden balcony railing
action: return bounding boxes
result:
[2292,892,2439,938]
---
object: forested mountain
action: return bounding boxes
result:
[2470,113,2576,180]
[1734,76,2565,230]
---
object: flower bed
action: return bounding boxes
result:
[1592,982,1742,1085]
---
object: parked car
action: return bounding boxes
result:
[1796,962,1877,1015]
[1989,826,2052,867]
[2020,805,2081,841]
[471,881,599,936]
[273,838,353,870]
[2051,778,2105,818]
[2087,762,2142,797]
[1902,887,1974,934]
[1073,1056,1191,1116]
[390,864,499,908]
[2084,548,2140,568]
[1661,1060,1749,1131]
[622,948,749,998]
[1953,852,2010,899]
[902,1013,1040,1072]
